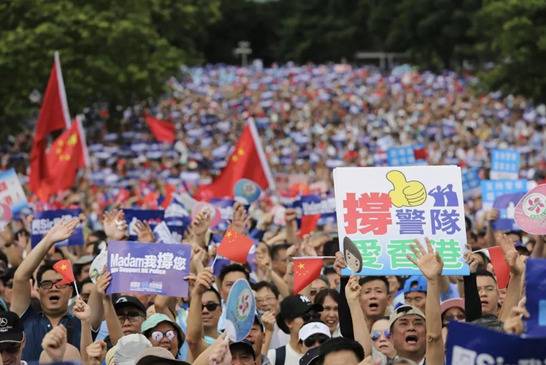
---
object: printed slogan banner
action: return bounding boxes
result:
[490,149,520,180]
[0,169,28,226]
[446,321,546,365]
[333,166,469,276]
[31,209,83,247]
[107,241,192,297]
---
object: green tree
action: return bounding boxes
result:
[474,0,546,101]
[0,0,219,137]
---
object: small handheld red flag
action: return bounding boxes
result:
[292,257,323,294]
[487,246,510,289]
[217,228,254,264]
[299,214,320,238]
[144,114,176,143]
[53,259,75,285]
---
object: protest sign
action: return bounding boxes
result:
[224,279,255,342]
[461,168,481,198]
[481,179,528,209]
[490,149,520,180]
[31,209,83,247]
[333,166,468,276]
[525,258,546,337]
[107,241,192,297]
[514,184,546,235]
[386,145,426,166]
[492,192,526,231]
[0,169,28,228]
[446,321,546,365]
[123,209,165,240]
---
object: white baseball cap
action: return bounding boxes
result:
[298,322,331,341]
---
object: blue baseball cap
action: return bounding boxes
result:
[403,275,427,294]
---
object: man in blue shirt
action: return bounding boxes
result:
[10,218,100,362]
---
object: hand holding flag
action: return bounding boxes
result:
[52,259,77,297]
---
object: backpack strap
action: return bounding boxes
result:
[275,346,286,365]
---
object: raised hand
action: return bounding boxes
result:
[44,217,80,244]
[333,251,347,275]
[193,268,215,296]
[134,220,154,243]
[497,232,525,275]
[261,310,276,332]
[102,210,127,241]
[209,334,232,365]
[190,246,207,273]
[257,211,274,230]
[344,276,361,304]
[503,298,529,335]
[408,238,443,280]
[191,210,212,237]
[86,340,107,365]
[256,253,273,281]
[41,324,67,362]
[95,272,112,298]
[464,251,485,274]
[230,202,247,234]
[73,296,92,322]
[485,208,499,222]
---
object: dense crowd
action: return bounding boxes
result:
[0,63,544,364]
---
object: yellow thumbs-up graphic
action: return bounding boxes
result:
[386,170,427,207]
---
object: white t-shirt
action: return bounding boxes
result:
[268,323,290,350]
[267,343,303,365]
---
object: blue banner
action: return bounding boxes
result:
[492,192,526,231]
[480,180,527,208]
[387,145,426,166]
[446,321,546,365]
[123,209,165,240]
[491,149,520,175]
[299,194,337,225]
[525,258,546,338]
[107,241,192,297]
[461,168,481,197]
[31,209,83,247]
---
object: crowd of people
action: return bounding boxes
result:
[0,63,544,364]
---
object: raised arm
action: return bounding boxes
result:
[11,218,79,316]
[408,238,444,365]
[484,209,498,247]
[531,235,545,258]
[187,268,215,359]
[497,234,525,322]
[96,272,123,346]
[73,296,93,363]
[345,276,372,357]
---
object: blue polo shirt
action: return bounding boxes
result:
[21,305,81,362]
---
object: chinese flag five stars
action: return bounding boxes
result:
[292,257,324,294]
[37,117,88,201]
[299,214,320,238]
[29,52,71,196]
[195,120,275,200]
[217,228,254,264]
[53,259,75,285]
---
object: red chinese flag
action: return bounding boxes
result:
[293,257,323,294]
[413,147,428,161]
[29,52,71,195]
[53,259,75,285]
[144,114,176,143]
[37,118,88,200]
[195,120,275,200]
[217,228,254,264]
[299,215,320,238]
[487,246,510,289]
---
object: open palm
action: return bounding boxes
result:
[45,218,79,244]
[408,238,443,280]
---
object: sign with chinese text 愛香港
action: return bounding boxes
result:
[333,166,469,276]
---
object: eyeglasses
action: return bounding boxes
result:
[371,329,391,341]
[0,343,20,354]
[256,296,277,305]
[117,311,144,323]
[303,334,329,348]
[151,330,177,342]
[39,280,70,290]
[202,302,221,312]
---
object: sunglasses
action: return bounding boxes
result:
[151,330,177,342]
[202,302,221,312]
[303,334,329,348]
[117,311,145,323]
[0,343,20,354]
[371,329,391,341]
[39,280,70,290]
